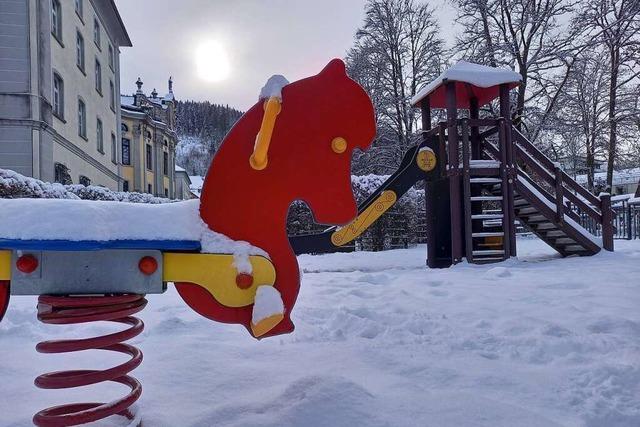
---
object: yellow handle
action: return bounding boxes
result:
[250,97,282,170]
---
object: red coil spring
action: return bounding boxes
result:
[33,294,147,427]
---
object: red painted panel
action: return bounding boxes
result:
[428,81,520,108]
[0,281,9,322]
[176,59,376,338]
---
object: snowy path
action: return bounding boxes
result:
[1,238,639,426]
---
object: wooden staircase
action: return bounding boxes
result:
[458,119,613,263]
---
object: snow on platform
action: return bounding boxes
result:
[1,237,639,426]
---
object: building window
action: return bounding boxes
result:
[108,44,114,70]
[96,118,103,153]
[121,123,128,133]
[123,180,129,192]
[145,130,152,140]
[52,73,64,118]
[95,59,102,94]
[76,31,85,71]
[109,80,115,110]
[163,139,168,147]
[111,133,117,163]
[147,184,152,194]
[51,0,62,42]
[163,152,168,176]
[79,175,91,186]
[75,0,83,19]
[121,138,130,165]
[146,144,153,170]
[93,17,101,48]
[54,163,72,185]
[77,99,86,138]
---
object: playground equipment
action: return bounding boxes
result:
[291,61,614,266]
[0,59,375,426]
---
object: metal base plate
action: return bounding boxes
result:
[10,250,165,296]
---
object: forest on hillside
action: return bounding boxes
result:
[175,100,243,175]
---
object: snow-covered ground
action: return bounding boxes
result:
[1,237,639,427]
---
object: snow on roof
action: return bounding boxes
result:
[259,75,289,101]
[575,167,640,186]
[189,175,205,198]
[175,165,186,172]
[411,61,521,108]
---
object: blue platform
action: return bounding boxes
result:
[0,239,202,252]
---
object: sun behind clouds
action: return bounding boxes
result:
[195,40,231,82]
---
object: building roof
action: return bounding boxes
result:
[94,0,133,47]
[175,165,186,172]
[411,61,522,108]
[575,167,640,186]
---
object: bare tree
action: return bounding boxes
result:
[552,51,611,190]
[347,0,445,174]
[452,0,580,138]
[575,0,640,191]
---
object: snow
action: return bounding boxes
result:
[0,198,267,270]
[1,237,639,426]
[518,176,603,247]
[175,164,186,172]
[575,167,640,187]
[189,175,204,198]
[252,286,285,325]
[411,61,522,106]
[259,75,289,100]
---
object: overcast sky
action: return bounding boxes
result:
[115,0,456,111]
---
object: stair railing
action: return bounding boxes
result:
[511,128,614,250]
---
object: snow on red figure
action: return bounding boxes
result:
[176,59,376,338]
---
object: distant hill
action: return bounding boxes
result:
[175,100,243,176]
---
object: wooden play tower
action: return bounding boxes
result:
[412,62,614,268]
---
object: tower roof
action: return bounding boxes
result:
[411,61,521,109]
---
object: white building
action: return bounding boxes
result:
[0,0,131,189]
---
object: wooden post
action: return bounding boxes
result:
[422,97,434,267]
[469,96,481,160]
[627,201,633,240]
[554,166,564,224]
[601,193,614,251]
[445,80,463,264]
[498,119,511,259]
[499,84,516,257]
[461,119,473,262]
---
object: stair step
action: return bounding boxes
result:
[469,160,501,168]
[527,215,547,222]
[517,207,538,215]
[536,223,556,230]
[470,196,503,202]
[470,178,502,184]
[514,199,528,206]
[473,250,505,256]
[472,214,504,220]
[544,230,566,237]
[474,257,506,263]
[555,237,575,245]
[472,232,504,238]
[565,245,586,252]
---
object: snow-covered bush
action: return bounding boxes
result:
[0,168,172,204]
[287,174,425,251]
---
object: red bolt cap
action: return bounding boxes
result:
[16,254,38,274]
[138,256,158,275]
[235,273,254,289]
